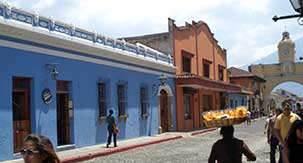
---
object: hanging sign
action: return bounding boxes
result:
[42,88,52,105]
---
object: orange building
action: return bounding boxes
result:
[123,18,241,131]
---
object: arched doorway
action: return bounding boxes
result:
[157,84,174,133]
[160,90,169,132]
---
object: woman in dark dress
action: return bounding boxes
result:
[283,120,303,163]
[106,109,117,148]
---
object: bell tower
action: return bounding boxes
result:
[278,31,295,63]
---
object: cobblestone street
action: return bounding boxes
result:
[84,117,272,163]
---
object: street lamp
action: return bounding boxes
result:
[158,73,167,85]
[273,0,303,25]
[290,0,303,13]
[45,63,59,80]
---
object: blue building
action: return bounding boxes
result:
[0,3,176,161]
[228,93,249,109]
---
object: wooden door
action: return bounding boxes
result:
[13,77,31,153]
[57,81,70,146]
[160,90,168,132]
[203,95,212,111]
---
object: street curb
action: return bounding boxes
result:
[191,128,217,136]
[61,135,183,163]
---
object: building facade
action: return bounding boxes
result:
[0,3,176,161]
[228,92,250,109]
[124,19,241,131]
[228,67,266,118]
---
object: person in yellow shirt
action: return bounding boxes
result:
[274,100,301,163]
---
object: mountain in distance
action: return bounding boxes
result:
[239,37,303,97]
[240,52,278,70]
[241,36,303,70]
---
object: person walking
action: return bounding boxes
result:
[274,100,301,163]
[106,109,117,148]
[283,120,303,163]
[21,134,60,163]
[246,110,252,125]
[267,108,283,163]
[264,114,273,134]
[208,125,256,163]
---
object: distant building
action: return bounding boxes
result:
[228,67,266,117]
[269,92,287,110]
[272,88,300,111]
[123,18,242,131]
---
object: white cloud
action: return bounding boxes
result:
[5,0,298,68]
[226,23,282,66]
[33,0,55,10]
[237,0,271,14]
[252,44,277,60]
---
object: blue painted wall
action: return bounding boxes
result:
[228,93,248,108]
[0,40,176,161]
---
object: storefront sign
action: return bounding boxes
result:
[42,88,52,105]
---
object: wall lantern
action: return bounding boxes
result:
[45,63,59,80]
[152,73,168,95]
[158,73,168,86]
[273,0,303,25]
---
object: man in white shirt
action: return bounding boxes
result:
[246,111,252,125]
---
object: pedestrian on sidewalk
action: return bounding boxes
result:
[267,108,283,163]
[106,109,118,148]
[264,114,272,134]
[283,120,303,163]
[274,100,301,163]
[208,125,256,163]
[246,110,252,125]
[21,134,60,163]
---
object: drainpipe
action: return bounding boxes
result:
[194,25,201,128]
[212,40,218,110]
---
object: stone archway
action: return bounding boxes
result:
[250,64,303,114]
[157,84,174,133]
[250,62,303,114]
[250,31,303,114]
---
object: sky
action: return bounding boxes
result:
[3,0,303,97]
[5,0,303,68]
[273,82,303,97]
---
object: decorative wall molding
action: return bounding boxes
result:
[0,2,174,67]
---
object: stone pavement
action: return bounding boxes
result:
[2,128,216,163]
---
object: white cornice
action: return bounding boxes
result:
[0,2,176,75]
[0,20,176,75]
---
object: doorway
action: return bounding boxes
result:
[160,90,169,132]
[203,95,212,111]
[56,81,70,146]
[12,77,31,153]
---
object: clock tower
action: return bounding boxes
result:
[278,31,295,63]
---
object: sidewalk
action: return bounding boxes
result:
[2,128,216,163]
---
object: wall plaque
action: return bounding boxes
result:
[42,88,52,105]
